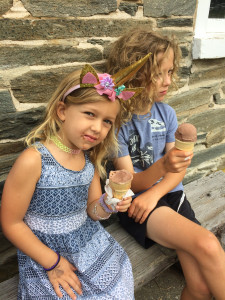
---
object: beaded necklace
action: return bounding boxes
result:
[50,136,81,155]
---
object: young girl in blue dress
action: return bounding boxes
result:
[1,61,148,299]
[107,28,225,300]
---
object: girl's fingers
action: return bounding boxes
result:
[59,281,77,300]
[52,283,63,298]
[139,211,150,224]
[70,273,82,291]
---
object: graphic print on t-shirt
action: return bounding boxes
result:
[128,129,153,170]
[128,119,166,171]
[148,119,166,133]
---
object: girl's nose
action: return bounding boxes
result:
[163,74,171,86]
[91,120,102,133]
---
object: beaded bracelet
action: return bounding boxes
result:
[43,252,60,271]
[99,193,117,213]
[93,204,111,220]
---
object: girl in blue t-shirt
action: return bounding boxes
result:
[107,28,225,300]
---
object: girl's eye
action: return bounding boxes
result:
[104,119,113,126]
[85,112,94,117]
[168,69,174,75]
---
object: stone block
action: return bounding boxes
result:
[21,0,117,17]
[0,45,102,69]
[0,141,25,156]
[0,106,45,140]
[10,67,79,104]
[190,59,225,85]
[143,0,196,17]
[0,19,154,41]
[168,88,211,114]
[183,171,205,186]
[191,143,225,168]
[178,66,191,78]
[157,18,193,28]
[206,127,225,147]
[155,28,193,43]
[119,2,138,16]
[0,0,13,15]
[180,45,190,58]
[0,90,16,114]
[0,153,19,178]
[213,93,225,105]
[188,108,225,134]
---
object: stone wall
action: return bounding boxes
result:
[0,0,225,282]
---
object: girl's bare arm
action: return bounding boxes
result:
[114,146,192,194]
[1,148,82,299]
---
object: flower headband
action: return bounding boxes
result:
[62,53,151,102]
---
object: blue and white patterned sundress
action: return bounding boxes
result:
[17,143,134,299]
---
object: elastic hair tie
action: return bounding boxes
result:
[43,252,60,271]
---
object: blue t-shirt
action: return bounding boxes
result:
[117,102,183,192]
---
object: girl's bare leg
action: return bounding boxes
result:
[177,250,212,300]
[146,206,225,300]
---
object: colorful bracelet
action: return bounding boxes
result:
[43,252,60,271]
[99,193,116,213]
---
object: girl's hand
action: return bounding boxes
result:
[47,256,82,300]
[164,147,193,173]
[128,192,158,224]
[116,196,132,212]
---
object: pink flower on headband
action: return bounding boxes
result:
[95,73,117,101]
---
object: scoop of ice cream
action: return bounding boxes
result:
[109,169,133,185]
[175,123,197,142]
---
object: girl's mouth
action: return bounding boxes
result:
[160,90,167,95]
[84,135,97,143]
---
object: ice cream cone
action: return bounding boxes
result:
[175,139,195,151]
[175,123,197,151]
[109,170,133,200]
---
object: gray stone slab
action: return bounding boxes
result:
[144,0,196,17]
[188,108,225,133]
[157,18,193,28]
[0,90,16,114]
[0,45,102,69]
[0,106,45,139]
[0,0,13,15]
[21,0,117,17]
[0,19,154,41]
[168,88,211,114]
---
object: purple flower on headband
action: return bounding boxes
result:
[99,74,114,90]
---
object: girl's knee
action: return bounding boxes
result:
[196,231,223,260]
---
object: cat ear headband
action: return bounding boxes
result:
[62,53,151,102]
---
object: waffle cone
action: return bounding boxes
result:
[175,139,195,151]
[109,180,132,200]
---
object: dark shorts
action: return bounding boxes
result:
[118,190,200,249]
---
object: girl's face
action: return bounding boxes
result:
[57,99,120,151]
[152,47,174,103]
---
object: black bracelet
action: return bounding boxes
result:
[43,252,60,271]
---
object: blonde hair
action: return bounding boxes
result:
[25,69,122,179]
[107,28,181,119]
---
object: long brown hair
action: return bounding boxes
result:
[107,28,181,119]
